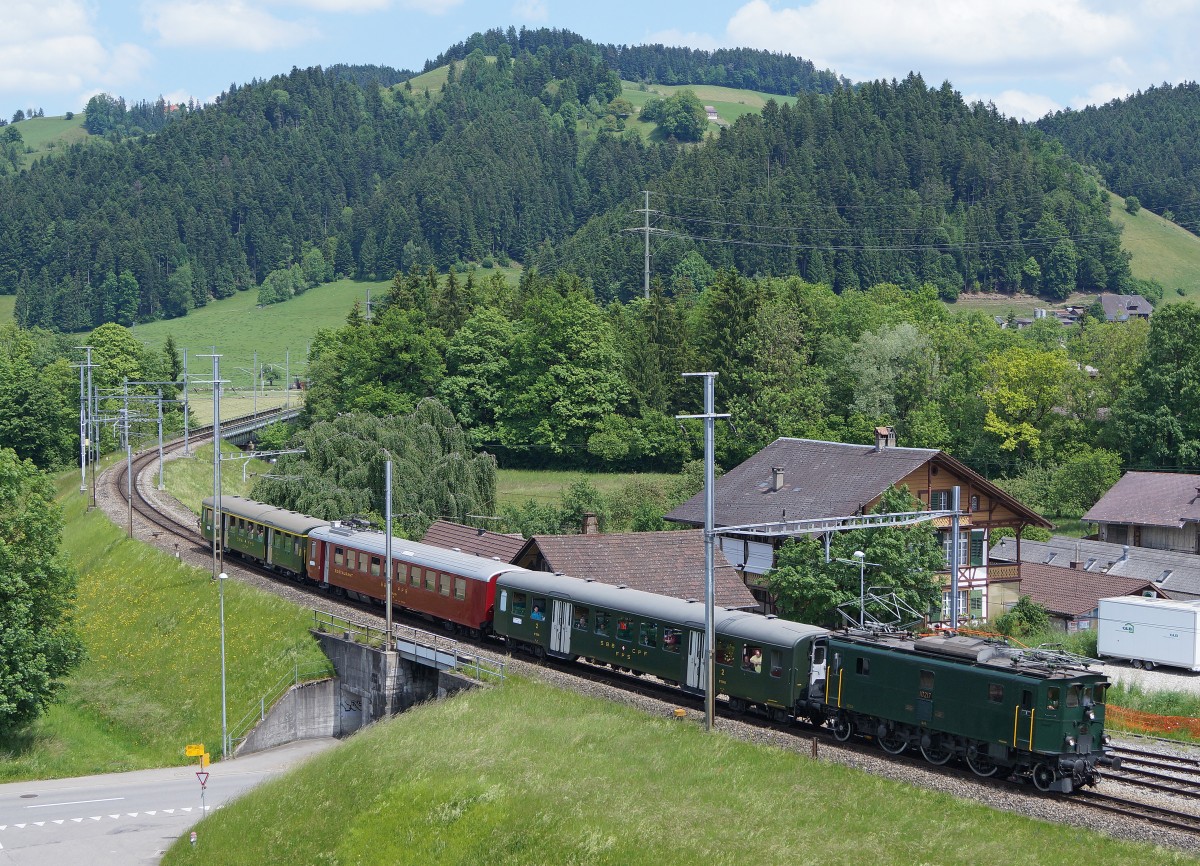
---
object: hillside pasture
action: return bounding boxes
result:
[11,113,90,168]
[621,80,796,140]
[1107,190,1200,301]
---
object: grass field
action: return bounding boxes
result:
[161,676,1183,865]
[129,277,388,385]
[1107,190,1200,301]
[166,442,273,515]
[496,468,677,508]
[10,113,90,168]
[0,469,330,782]
[620,80,795,141]
[0,293,14,323]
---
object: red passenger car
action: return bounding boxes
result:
[306,524,529,635]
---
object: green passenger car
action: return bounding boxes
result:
[818,632,1116,793]
[494,571,827,722]
[200,495,328,577]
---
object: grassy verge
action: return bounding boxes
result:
[0,470,330,782]
[163,676,1183,865]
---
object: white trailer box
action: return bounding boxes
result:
[1096,596,1200,671]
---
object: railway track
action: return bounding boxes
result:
[106,425,1200,849]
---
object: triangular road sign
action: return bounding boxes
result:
[196,771,210,787]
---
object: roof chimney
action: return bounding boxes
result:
[1071,542,1082,570]
[874,425,896,451]
[771,466,785,493]
[582,512,600,535]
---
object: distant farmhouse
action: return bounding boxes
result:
[1084,471,1200,554]
[664,427,1049,621]
[1098,293,1153,322]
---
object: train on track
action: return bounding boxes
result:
[202,495,1120,794]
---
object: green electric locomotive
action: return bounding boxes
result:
[814,631,1118,793]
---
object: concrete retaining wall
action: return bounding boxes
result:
[236,631,483,756]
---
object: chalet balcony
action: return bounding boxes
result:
[987,563,1020,581]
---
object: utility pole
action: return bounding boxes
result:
[156,388,164,490]
[677,372,730,732]
[950,486,962,629]
[624,190,662,300]
[74,346,98,504]
[385,459,393,638]
[200,353,228,580]
[182,347,191,455]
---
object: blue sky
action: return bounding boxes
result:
[2,1,1198,122]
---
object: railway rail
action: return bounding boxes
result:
[104,423,1200,850]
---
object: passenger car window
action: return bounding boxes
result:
[769,649,782,678]
[743,645,763,674]
[572,606,589,630]
[440,574,451,596]
[454,578,466,600]
[531,599,546,621]
[616,618,631,640]
[639,623,658,648]
[425,569,436,591]
[370,557,381,577]
[663,628,682,653]
[334,547,344,566]
[595,612,610,636]
[716,639,735,666]
[513,592,527,616]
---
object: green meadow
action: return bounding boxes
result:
[161,676,1187,866]
[10,113,91,168]
[0,468,330,782]
[1107,190,1200,301]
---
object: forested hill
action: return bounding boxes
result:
[2,42,1130,331]
[551,74,1132,300]
[428,27,850,96]
[3,50,676,331]
[1036,82,1200,232]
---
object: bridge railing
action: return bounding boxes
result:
[311,609,506,683]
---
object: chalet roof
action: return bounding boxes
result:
[989,534,1200,600]
[1005,561,1160,618]
[515,530,758,610]
[1099,293,1153,321]
[664,437,1049,530]
[1083,471,1200,529]
[420,519,526,562]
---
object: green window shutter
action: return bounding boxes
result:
[969,529,985,566]
[969,589,984,618]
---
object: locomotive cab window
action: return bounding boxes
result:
[513,593,527,617]
[663,628,682,653]
[1021,689,1033,710]
[855,657,870,676]
[988,684,1004,703]
[1047,687,1060,710]
[1066,685,1081,708]
[639,623,658,648]
[1093,684,1107,705]
[919,670,934,690]
[572,606,590,630]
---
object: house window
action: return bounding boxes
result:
[929,490,950,510]
[969,530,985,566]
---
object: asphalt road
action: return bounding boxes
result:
[0,738,338,865]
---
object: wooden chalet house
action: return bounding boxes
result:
[663,427,1051,621]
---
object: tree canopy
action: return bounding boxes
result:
[0,448,84,733]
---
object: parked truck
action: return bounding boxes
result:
[1096,596,1200,672]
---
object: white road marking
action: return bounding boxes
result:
[27,797,124,809]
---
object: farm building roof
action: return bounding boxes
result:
[513,530,758,610]
[420,519,526,562]
[1002,561,1162,618]
[1083,471,1200,529]
[990,534,1200,601]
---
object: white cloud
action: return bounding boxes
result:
[0,2,150,100]
[397,0,464,14]
[512,0,548,22]
[726,0,1131,78]
[972,89,1062,122]
[144,1,318,51]
[266,0,391,10]
[645,28,722,52]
